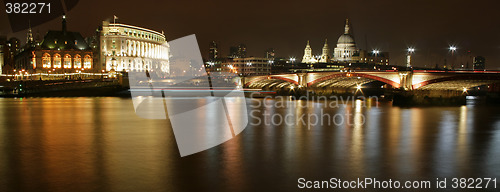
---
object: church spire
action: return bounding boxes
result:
[320,39,330,63]
[26,20,33,44]
[302,40,313,63]
[344,18,350,34]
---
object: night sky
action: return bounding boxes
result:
[1,0,500,69]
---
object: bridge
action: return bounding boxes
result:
[241,70,500,93]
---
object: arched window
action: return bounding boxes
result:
[53,54,61,68]
[42,53,51,68]
[74,54,81,69]
[63,54,72,68]
[83,55,92,69]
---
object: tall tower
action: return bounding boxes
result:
[26,21,34,44]
[208,41,218,61]
[302,40,313,63]
[319,39,330,63]
[237,44,247,58]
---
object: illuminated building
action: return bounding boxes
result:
[319,39,331,63]
[99,21,169,73]
[13,15,93,77]
[0,37,5,74]
[209,57,271,76]
[334,19,358,62]
[301,19,389,65]
[301,40,314,63]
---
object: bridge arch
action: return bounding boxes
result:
[307,73,400,88]
[413,75,500,90]
[245,76,299,88]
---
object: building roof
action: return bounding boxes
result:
[337,34,355,45]
[40,30,91,51]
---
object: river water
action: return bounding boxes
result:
[0,97,498,191]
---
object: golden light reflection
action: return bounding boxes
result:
[351,99,365,174]
[457,105,470,169]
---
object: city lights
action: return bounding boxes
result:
[356,84,362,90]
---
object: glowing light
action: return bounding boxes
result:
[449,46,457,51]
[356,84,362,90]
[462,87,468,93]
[407,48,415,53]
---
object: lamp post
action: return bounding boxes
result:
[407,48,415,68]
[449,46,457,70]
[372,49,380,64]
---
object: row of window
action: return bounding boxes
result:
[123,29,164,42]
[41,53,92,69]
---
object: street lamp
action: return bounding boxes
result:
[449,46,457,70]
[407,47,415,68]
[372,49,380,64]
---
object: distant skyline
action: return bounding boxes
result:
[1,0,499,69]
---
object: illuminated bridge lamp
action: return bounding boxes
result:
[407,47,415,68]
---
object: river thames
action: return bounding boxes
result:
[0,97,498,191]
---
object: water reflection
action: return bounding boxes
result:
[0,97,498,191]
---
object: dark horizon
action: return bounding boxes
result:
[1,0,499,69]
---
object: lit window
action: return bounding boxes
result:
[53,54,61,68]
[42,53,51,68]
[84,55,92,69]
[63,54,72,68]
[74,55,81,68]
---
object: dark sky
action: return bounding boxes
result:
[2,0,500,69]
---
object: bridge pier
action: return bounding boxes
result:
[398,71,413,90]
[238,76,246,88]
[297,73,308,88]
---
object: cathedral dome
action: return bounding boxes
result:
[337,34,355,45]
[336,19,356,47]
